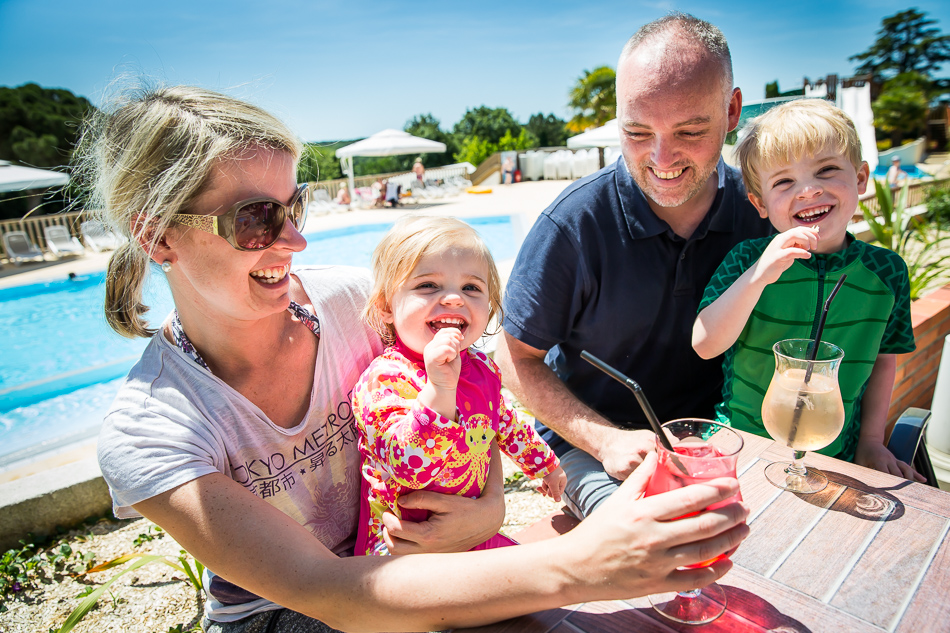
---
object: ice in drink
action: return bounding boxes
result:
[762,368,845,452]
[645,440,742,568]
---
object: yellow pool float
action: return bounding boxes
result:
[466,187,492,194]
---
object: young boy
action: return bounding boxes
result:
[692,99,922,481]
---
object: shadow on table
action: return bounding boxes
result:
[792,471,907,522]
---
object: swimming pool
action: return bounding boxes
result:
[0,216,520,464]
[872,164,932,180]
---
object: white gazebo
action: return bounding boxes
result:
[566,119,620,150]
[336,129,447,195]
[0,160,69,193]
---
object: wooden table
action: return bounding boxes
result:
[457,432,950,632]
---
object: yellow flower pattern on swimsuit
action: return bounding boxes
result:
[352,342,559,556]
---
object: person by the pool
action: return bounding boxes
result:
[886,156,908,187]
[86,84,749,633]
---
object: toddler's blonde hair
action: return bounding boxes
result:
[736,98,863,200]
[364,216,503,345]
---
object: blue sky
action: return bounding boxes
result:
[2,0,948,142]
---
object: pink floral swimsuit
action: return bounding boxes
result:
[352,338,559,555]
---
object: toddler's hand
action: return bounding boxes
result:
[539,466,567,502]
[423,327,465,392]
[752,227,819,286]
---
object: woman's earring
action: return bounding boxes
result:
[161,260,172,273]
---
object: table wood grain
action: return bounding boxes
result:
[455,431,950,633]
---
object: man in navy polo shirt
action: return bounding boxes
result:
[495,13,773,519]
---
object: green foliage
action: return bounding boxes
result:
[567,65,616,133]
[525,113,568,147]
[132,525,164,547]
[849,9,950,83]
[55,549,205,633]
[872,77,929,147]
[454,135,495,166]
[498,128,536,152]
[860,179,950,299]
[453,106,522,145]
[404,113,456,167]
[925,184,950,225]
[0,83,95,168]
[0,537,97,605]
[765,80,779,99]
[298,143,345,182]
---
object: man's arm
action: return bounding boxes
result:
[494,331,654,481]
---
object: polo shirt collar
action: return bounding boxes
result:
[615,155,734,240]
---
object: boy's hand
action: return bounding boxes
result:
[855,440,927,482]
[423,327,464,392]
[751,227,820,286]
[538,466,567,502]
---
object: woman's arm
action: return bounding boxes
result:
[135,454,748,633]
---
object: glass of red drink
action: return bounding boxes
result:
[645,418,744,625]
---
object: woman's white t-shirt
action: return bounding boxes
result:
[97,266,384,622]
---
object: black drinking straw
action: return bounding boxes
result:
[787,274,847,444]
[580,350,675,452]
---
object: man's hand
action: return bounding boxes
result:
[597,428,656,481]
[855,440,926,482]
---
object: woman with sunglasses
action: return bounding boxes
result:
[84,85,748,633]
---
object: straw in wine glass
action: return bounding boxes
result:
[787,274,847,445]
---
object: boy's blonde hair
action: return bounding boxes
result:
[736,98,863,200]
[364,215,503,345]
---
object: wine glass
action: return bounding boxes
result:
[761,338,845,494]
[645,418,744,625]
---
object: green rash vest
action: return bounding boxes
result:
[698,234,916,461]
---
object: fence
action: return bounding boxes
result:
[855,177,950,219]
[0,211,84,261]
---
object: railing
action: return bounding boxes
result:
[853,177,949,221]
[310,163,475,197]
[0,211,85,261]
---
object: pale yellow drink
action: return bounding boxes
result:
[762,368,845,451]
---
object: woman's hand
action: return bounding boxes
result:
[559,452,750,601]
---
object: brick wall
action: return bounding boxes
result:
[888,283,950,428]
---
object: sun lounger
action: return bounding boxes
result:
[2,230,46,266]
[44,225,85,257]
[80,220,123,253]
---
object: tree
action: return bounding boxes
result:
[297,143,344,182]
[404,113,455,167]
[526,113,568,147]
[850,9,950,84]
[0,83,94,168]
[567,66,616,133]
[452,106,522,145]
[872,73,929,147]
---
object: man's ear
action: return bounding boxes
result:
[131,215,173,265]
[748,192,769,219]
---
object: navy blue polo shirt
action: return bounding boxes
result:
[503,156,773,456]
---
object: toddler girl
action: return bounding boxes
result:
[353,215,565,555]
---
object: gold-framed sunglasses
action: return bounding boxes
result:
[172,183,309,251]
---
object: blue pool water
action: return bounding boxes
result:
[872,164,932,180]
[0,216,519,463]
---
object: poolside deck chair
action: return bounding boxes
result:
[44,225,85,257]
[80,220,122,253]
[2,230,46,266]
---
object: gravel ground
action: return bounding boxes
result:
[0,455,563,633]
